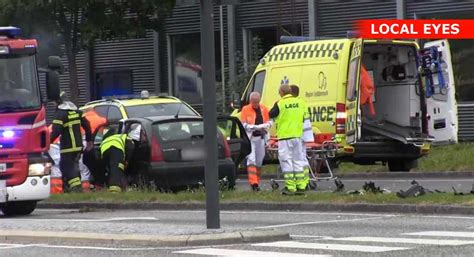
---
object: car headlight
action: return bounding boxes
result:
[28,163,51,176]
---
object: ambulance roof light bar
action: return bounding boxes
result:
[0,26,21,38]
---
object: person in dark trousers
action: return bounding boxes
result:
[100,124,140,192]
[50,91,92,193]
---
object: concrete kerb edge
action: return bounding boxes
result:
[38,201,474,215]
[0,229,289,247]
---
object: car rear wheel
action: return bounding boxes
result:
[388,159,418,172]
[1,201,37,216]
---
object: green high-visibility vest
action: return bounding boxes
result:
[100,134,128,156]
[275,94,306,139]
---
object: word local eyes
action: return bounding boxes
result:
[371,23,460,35]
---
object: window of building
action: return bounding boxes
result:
[244,24,303,63]
[95,70,133,99]
[172,33,222,105]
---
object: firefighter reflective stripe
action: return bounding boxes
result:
[108,185,122,193]
[68,112,79,119]
[61,120,81,151]
[68,177,81,188]
[118,163,125,170]
[64,120,81,127]
[100,134,127,156]
[52,119,63,125]
[60,147,83,153]
[283,173,296,192]
[265,42,345,63]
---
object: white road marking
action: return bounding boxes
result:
[174,248,330,257]
[291,235,334,239]
[404,231,474,238]
[255,216,391,229]
[0,244,42,250]
[12,217,158,222]
[331,236,474,246]
[137,209,400,217]
[253,241,411,253]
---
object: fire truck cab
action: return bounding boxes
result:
[0,27,60,216]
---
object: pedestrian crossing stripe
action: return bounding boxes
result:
[330,236,474,246]
[254,241,411,253]
[174,248,330,257]
[265,42,344,63]
[404,231,474,238]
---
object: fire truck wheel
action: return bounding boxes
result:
[1,201,37,216]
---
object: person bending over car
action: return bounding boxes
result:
[100,124,141,192]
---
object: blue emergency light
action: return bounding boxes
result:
[0,26,21,38]
[2,130,15,139]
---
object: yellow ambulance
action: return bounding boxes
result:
[231,38,457,171]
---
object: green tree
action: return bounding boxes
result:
[0,0,175,104]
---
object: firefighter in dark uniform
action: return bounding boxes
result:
[99,124,140,192]
[50,92,93,192]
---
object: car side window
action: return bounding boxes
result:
[107,106,122,121]
[94,105,109,118]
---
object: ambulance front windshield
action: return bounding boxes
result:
[0,54,41,112]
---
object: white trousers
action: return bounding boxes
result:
[48,143,91,181]
[278,138,306,173]
[247,137,265,167]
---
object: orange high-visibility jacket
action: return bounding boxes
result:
[360,64,376,116]
[81,110,107,135]
[240,104,270,125]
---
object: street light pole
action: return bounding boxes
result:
[200,0,220,229]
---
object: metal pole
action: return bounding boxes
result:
[200,0,220,229]
[220,5,226,112]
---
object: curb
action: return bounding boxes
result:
[38,201,474,216]
[240,171,474,180]
[0,228,289,247]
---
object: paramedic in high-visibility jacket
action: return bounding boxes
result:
[269,84,308,195]
[100,124,140,192]
[50,91,93,193]
[290,85,313,189]
[240,92,271,191]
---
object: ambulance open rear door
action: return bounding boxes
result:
[345,38,363,144]
[421,39,458,144]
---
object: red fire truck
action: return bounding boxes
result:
[0,27,60,216]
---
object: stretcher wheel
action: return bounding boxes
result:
[309,180,317,191]
[271,179,279,190]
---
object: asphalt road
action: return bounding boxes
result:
[235,176,474,194]
[2,209,474,256]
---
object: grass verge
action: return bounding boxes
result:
[46,190,474,206]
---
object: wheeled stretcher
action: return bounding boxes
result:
[266,138,339,190]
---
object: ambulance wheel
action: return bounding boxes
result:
[271,180,279,190]
[388,159,417,172]
[309,181,317,191]
[1,201,37,216]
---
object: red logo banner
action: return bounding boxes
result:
[356,19,474,39]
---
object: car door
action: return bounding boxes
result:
[217,116,251,167]
[421,40,458,144]
[345,38,363,144]
[122,120,150,179]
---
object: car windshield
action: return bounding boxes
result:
[153,120,203,142]
[125,103,198,118]
[0,55,40,112]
